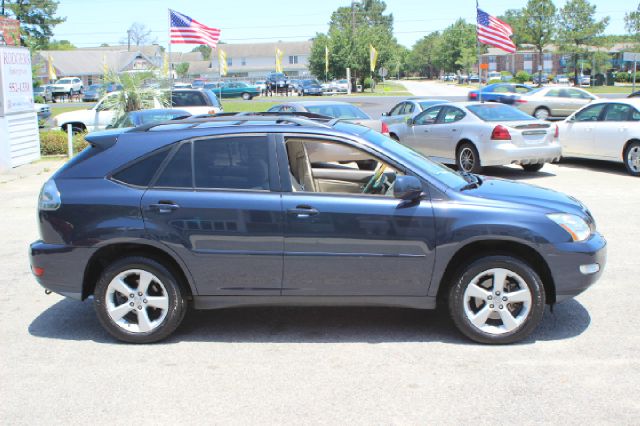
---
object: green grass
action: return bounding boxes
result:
[51,105,87,118]
[584,86,636,94]
[221,100,278,112]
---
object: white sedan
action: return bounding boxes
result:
[389,102,561,173]
[557,99,640,176]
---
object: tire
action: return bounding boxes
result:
[241,92,252,101]
[533,107,550,120]
[623,141,640,177]
[456,142,482,174]
[521,163,544,172]
[389,133,399,142]
[93,256,187,343]
[448,255,545,344]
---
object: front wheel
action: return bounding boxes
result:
[533,107,550,120]
[521,163,544,172]
[94,256,187,343]
[456,142,482,174]
[623,141,640,177]
[241,92,252,100]
[448,256,545,344]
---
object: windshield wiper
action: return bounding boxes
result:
[459,172,482,191]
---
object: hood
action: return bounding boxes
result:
[458,177,591,219]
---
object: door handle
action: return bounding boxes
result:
[149,201,180,214]
[451,128,458,132]
[287,205,319,218]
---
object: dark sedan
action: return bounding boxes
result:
[468,83,533,104]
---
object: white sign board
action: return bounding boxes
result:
[0,46,34,116]
[623,52,640,62]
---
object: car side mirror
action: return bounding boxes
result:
[568,115,576,123]
[406,118,414,126]
[381,112,388,117]
[394,175,423,201]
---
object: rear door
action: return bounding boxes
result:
[428,106,466,159]
[141,134,284,296]
[404,105,445,157]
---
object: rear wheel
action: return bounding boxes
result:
[94,256,187,343]
[533,107,550,120]
[456,142,482,174]
[623,141,640,177]
[241,92,252,100]
[521,163,544,172]
[448,255,545,344]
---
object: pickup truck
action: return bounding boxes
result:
[53,89,223,133]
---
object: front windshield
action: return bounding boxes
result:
[56,79,71,84]
[334,122,468,189]
[303,79,320,86]
[306,104,369,119]
[467,104,535,122]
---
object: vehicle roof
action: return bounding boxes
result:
[129,108,191,116]
[589,98,640,106]
[282,101,357,107]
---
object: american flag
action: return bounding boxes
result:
[477,8,516,54]
[169,9,221,48]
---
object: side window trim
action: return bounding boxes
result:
[149,141,193,189]
[109,145,174,188]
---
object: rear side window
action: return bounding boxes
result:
[172,91,207,107]
[112,148,170,187]
[194,136,270,190]
[154,144,193,188]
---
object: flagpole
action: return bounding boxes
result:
[476,0,482,102]
[168,9,173,89]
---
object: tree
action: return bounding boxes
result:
[521,0,557,86]
[434,19,477,74]
[175,62,190,78]
[406,32,443,78]
[5,0,65,49]
[557,0,609,86]
[47,39,75,50]
[499,9,528,47]
[126,22,156,46]
[191,45,212,60]
[626,3,640,42]
[101,71,169,124]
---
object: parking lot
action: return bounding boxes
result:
[1,144,639,423]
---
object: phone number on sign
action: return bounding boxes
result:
[7,82,31,93]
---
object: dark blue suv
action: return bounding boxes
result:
[30,115,606,344]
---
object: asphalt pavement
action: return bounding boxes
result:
[1,145,639,422]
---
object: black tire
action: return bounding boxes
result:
[623,141,640,177]
[94,256,187,343]
[389,133,399,142]
[448,255,545,344]
[521,163,544,172]
[533,107,550,120]
[241,92,252,101]
[456,142,482,174]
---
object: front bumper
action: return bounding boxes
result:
[480,142,562,166]
[545,232,607,302]
[29,241,97,300]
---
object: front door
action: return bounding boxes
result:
[592,103,635,159]
[279,136,436,296]
[561,103,606,157]
[141,134,284,296]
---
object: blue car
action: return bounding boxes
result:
[468,83,533,104]
[30,113,606,344]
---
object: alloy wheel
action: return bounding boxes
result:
[534,108,550,120]
[462,268,532,335]
[627,145,640,173]
[105,269,169,333]
[459,147,476,172]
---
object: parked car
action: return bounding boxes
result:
[467,83,533,104]
[578,75,591,86]
[288,79,302,93]
[532,73,549,85]
[267,101,389,135]
[34,103,51,125]
[629,90,640,98]
[442,74,456,82]
[34,85,54,103]
[170,88,223,115]
[265,72,289,94]
[30,114,606,344]
[108,109,191,129]
[391,102,561,173]
[191,79,207,89]
[82,84,105,102]
[468,74,480,83]
[515,87,597,120]
[51,77,83,96]
[254,80,266,93]
[215,82,260,100]
[557,99,640,176]
[382,98,450,127]
[297,79,323,96]
[333,79,350,93]
[554,75,569,85]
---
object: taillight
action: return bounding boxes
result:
[491,125,511,141]
[31,266,44,277]
[554,124,559,138]
[381,122,390,135]
[469,92,478,99]
[515,99,527,103]
[38,179,61,211]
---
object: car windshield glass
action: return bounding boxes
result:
[57,79,71,84]
[418,100,447,109]
[334,122,468,189]
[88,84,102,90]
[306,104,369,119]
[467,104,535,121]
[303,80,320,85]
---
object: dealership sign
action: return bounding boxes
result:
[0,16,20,46]
[0,47,34,115]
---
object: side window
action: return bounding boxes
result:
[389,103,404,116]
[574,104,606,122]
[632,107,640,121]
[154,143,193,188]
[194,136,270,190]
[442,107,465,123]
[112,148,170,187]
[603,104,633,121]
[414,106,442,125]
[267,105,281,112]
[285,138,403,197]
[567,89,587,99]
[515,86,530,94]
[493,86,509,93]
[402,103,415,114]
[545,89,561,98]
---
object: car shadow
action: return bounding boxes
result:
[29,298,590,345]
[558,158,628,176]
[481,166,557,180]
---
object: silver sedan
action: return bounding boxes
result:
[516,87,597,120]
[381,98,450,127]
[390,102,561,173]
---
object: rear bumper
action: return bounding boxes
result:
[481,142,562,166]
[545,232,607,302]
[29,241,96,300]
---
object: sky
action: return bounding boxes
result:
[51,0,634,51]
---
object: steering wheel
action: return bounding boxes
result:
[362,163,387,194]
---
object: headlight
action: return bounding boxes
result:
[547,213,591,242]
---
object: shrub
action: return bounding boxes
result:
[363,77,375,90]
[547,74,555,82]
[514,71,531,83]
[615,72,630,83]
[34,95,45,104]
[40,130,89,156]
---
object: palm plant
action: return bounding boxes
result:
[101,71,170,124]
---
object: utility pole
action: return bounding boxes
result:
[127,29,132,51]
[1,0,4,16]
